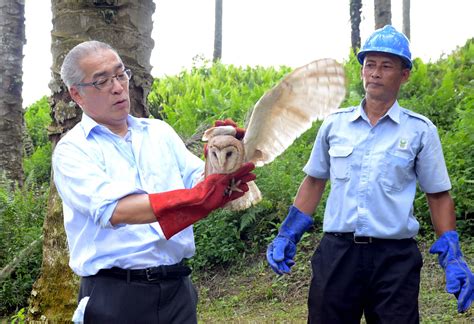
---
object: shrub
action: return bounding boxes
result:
[148,58,291,137]
[23,143,52,186]
[23,97,52,186]
[24,97,51,148]
[0,183,46,316]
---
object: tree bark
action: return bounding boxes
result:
[0,0,25,187]
[374,0,391,29]
[403,0,410,40]
[27,1,155,321]
[213,0,223,62]
[350,0,362,55]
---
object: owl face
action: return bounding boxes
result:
[205,135,244,175]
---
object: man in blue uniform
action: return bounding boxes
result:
[266,25,473,323]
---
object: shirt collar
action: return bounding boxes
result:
[350,99,401,124]
[386,101,401,124]
[349,103,364,122]
[80,113,100,137]
[80,113,148,138]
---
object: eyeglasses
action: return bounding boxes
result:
[76,69,132,91]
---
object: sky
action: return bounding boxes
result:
[22,0,474,108]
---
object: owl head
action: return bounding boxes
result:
[205,134,245,176]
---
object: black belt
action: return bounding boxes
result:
[95,263,192,282]
[326,232,410,244]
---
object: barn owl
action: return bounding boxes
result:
[203,58,346,211]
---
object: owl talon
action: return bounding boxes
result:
[224,178,243,196]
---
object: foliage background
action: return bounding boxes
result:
[1,39,473,318]
[150,40,474,270]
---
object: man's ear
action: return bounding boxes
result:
[401,68,411,84]
[69,87,83,107]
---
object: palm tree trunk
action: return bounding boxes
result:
[27,1,155,321]
[374,0,392,29]
[403,0,411,40]
[350,0,363,55]
[0,0,25,187]
[213,0,223,62]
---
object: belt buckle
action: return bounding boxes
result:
[353,236,372,244]
[145,267,161,281]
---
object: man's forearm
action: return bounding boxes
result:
[426,191,456,236]
[294,176,327,216]
[110,194,156,225]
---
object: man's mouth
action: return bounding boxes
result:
[367,82,383,87]
[114,98,127,105]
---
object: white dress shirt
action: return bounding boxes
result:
[53,113,204,276]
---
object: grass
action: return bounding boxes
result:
[194,234,474,323]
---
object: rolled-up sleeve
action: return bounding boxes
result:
[53,141,145,228]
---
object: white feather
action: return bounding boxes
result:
[243,58,346,166]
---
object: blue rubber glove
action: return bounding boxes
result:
[430,230,474,313]
[266,205,314,275]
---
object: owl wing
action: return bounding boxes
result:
[243,58,346,167]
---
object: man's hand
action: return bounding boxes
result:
[266,205,313,275]
[430,230,474,313]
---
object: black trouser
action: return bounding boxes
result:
[308,233,423,324]
[79,264,198,323]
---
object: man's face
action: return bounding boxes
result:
[361,52,410,102]
[70,49,131,132]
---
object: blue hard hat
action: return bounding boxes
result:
[357,25,412,70]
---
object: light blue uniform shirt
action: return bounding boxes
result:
[303,100,451,239]
[53,113,204,276]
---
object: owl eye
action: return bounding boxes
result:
[226,152,233,158]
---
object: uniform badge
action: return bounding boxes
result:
[398,138,408,150]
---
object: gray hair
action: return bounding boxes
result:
[60,40,119,89]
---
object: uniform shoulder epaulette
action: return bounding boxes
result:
[330,106,356,115]
[401,108,434,126]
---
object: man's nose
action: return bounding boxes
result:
[111,77,125,93]
[371,66,382,78]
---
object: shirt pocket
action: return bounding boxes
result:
[381,151,414,191]
[328,145,353,181]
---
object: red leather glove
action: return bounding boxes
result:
[214,118,245,140]
[149,162,256,239]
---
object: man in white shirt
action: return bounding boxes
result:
[53,40,255,323]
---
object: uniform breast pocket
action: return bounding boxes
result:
[381,151,414,191]
[328,146,353,181]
